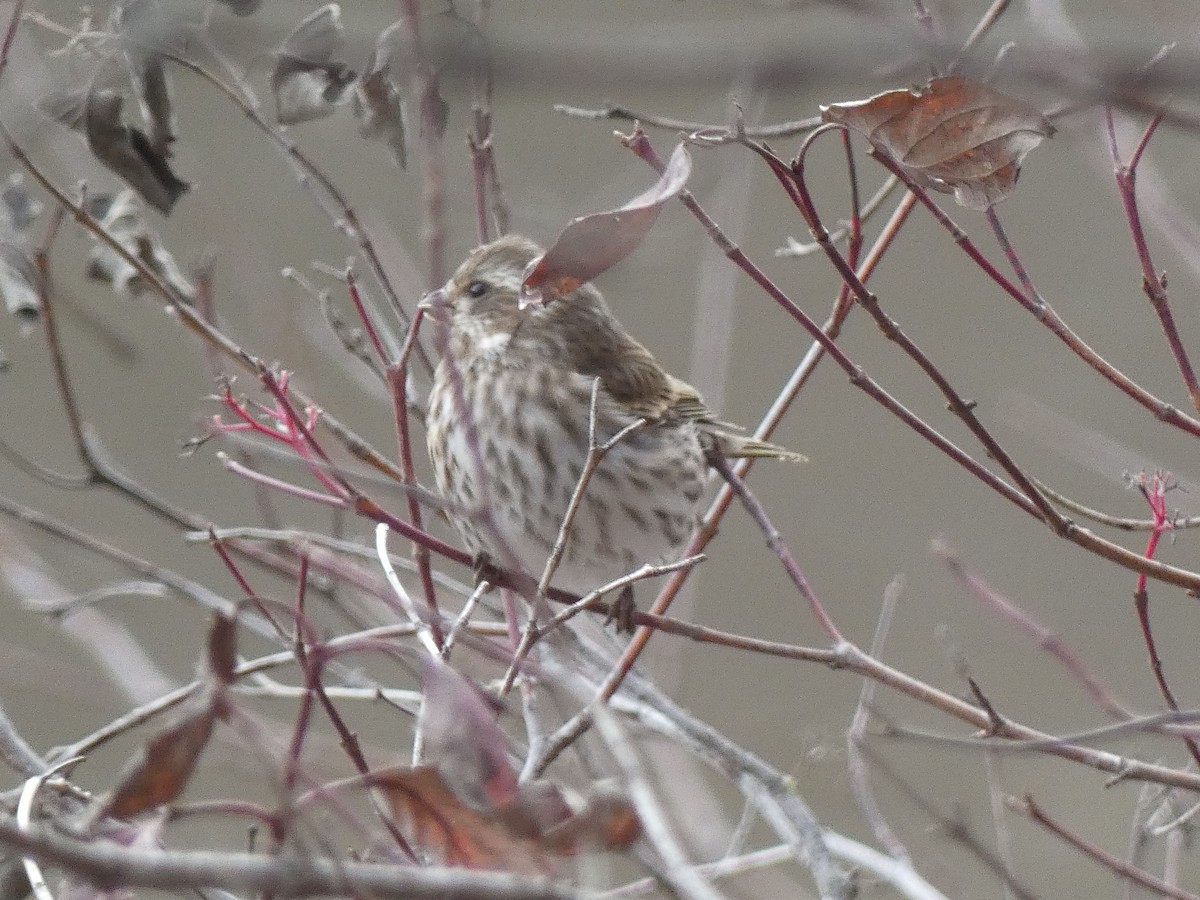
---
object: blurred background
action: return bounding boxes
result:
[3,0,1200,896]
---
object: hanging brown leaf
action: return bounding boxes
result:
[520,141,692,307]
[372,766,556,876]
[418,661,518,811]
[206,612,237,688]
[821,75,1054,210]
[84,90,189,215]
[272,4,357,125]
[353,42,407,169]
[86,190,194,302]
[102,698,217,819]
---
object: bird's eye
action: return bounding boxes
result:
[465,280,489,298]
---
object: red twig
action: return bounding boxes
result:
[1105,107,1200,413]
[344,266,392,367]
[707,452,841,642]
[1012,794,1200,900]
[389,308,443,646]
[871,148,1200,441]
[933,540,1133,720]
[1129,472,1200,767]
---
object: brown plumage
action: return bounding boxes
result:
[424,234,799,598]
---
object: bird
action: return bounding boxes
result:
[423,234,800,619]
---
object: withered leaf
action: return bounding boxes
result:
[372,766,556,876]
[84,90,189,215]
[273,4,357,125]
[86,190,194,302]
[520,142,692,306]
[418,661,518,811]
[206,612,237,688]
[103,699,216,819]
[490,779,572,840]
[353,45,407,169]
[821,75,1054,210]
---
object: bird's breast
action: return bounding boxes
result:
[427,357,708,594]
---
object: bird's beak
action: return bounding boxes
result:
[417,287,449,320]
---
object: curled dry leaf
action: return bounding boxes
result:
[378,664,641,870]
[273,4,357,125]
[520,142,692,307]
[418,660,518,811]
[821,75,1054,210]
[101,694,217,819]
[373,766,557,876]
[537,784,642,854]
[86,190,194,302]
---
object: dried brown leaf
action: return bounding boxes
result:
[103,700,216,819]
[822,75,1053,210]
[537,785,641,854]
[418,661,518,811]
[206,612,237,688]
[490,780,573,841]
[520,142,692,306]
[373,766,556,876]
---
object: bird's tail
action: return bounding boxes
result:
[703,427,807,463]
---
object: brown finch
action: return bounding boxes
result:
[424,235,799,606]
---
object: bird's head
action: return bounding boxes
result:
[420,234,615,362]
